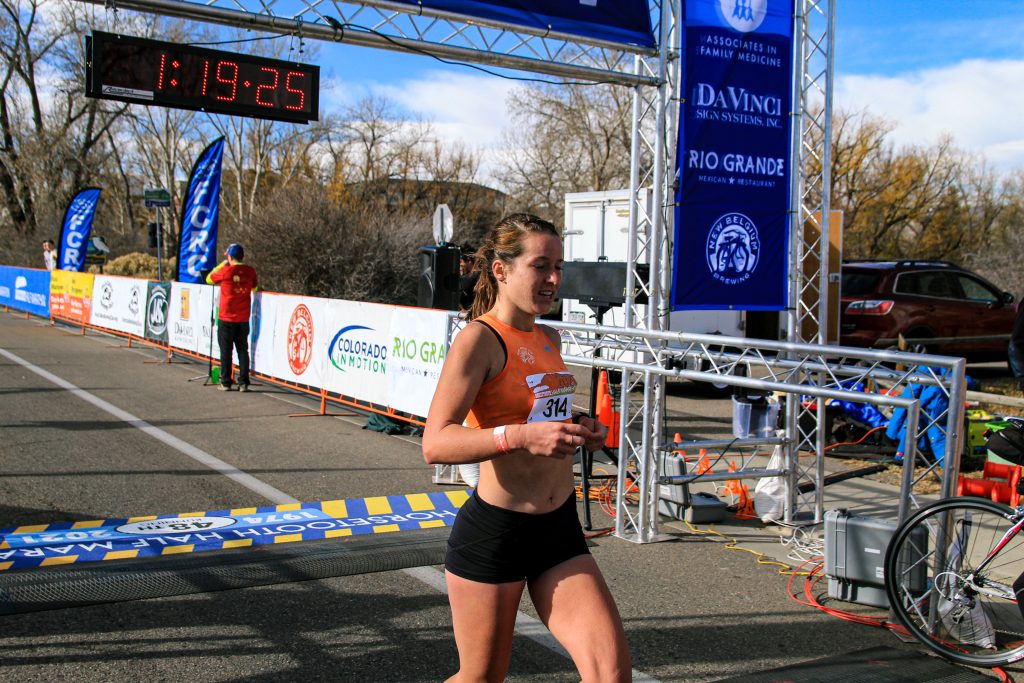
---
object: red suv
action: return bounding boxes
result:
[840,260,1017,362]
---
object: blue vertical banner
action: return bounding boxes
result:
[58,188,102,272]
[672,0,795,311]
[177,137,225,283]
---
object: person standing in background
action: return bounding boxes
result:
[206,243,258,392]
[458,244,479,312]
[42,240,56,271]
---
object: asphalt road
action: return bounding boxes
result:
[0,310,1010,682]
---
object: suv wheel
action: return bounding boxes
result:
[896,328,934,356]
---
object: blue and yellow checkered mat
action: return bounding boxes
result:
[0,490,469,571]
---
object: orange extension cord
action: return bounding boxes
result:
[786,558,1014,682]
[574,462,1013,680]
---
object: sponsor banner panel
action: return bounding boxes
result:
[322,300,392,406]
[89,275,147,337]
[387,307,449,418]
[270,295,327,387]
[249,291,278,376]
[49,270,94,323]
[168,282,217,355]
[671,0,795,310]
[0,266,50,317]
[144,282,170,344]
[49,269,70,318]
[0,490,468,571]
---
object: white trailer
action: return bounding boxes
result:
[561,189,746,337]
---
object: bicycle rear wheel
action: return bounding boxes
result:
[885,497,1024,667]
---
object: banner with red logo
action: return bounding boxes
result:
[270,295,327,388]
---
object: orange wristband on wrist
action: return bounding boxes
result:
[493,425,509,455]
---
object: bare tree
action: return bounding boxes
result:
[496,79,638,221]
[238,181,428,304]
[0,0,128,247]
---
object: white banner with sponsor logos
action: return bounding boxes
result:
[321,300,393,407]
[269,295,327,388]
[387,307,449,417]
[249,291,278,376]
[89,275,147,337]
[168,282,218,356]
[41,274,446,418]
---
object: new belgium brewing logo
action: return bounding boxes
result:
[287,304,314,375]
[705,212,760,285]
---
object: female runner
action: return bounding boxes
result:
[423,213,631,682]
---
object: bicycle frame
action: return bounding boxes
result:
[966,505,1024,600]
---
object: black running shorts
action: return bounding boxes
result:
[445,490,590,584]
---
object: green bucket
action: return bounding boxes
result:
[211,366,220,385]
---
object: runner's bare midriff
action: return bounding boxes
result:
[475,451,575,513]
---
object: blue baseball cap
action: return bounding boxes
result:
[225,243,244,259]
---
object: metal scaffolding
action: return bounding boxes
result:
[77,0,949,546]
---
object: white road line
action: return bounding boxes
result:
[1,343,660,682]
[0,345,298,506]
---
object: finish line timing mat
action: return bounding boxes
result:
[0,490,469,571]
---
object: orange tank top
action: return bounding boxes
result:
[465,314,577,429]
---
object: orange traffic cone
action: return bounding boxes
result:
[721,461,741,501]
[671,432,686,459]
[735,484,757,519]
[695,455,711,475]
[595,370,609,417]
[599,391,620,448]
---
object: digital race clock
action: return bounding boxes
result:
[85,31,319,124]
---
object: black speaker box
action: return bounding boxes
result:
[560,261,650,308]
[418,244,461,310]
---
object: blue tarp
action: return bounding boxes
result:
[885,368,952,465]
[388,0,655,49]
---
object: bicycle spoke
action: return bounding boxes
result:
[885,498,1024,667]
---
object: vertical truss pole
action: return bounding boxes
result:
[786,0,834,522]
[615,0,677,543]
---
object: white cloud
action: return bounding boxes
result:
[322,70,518,186]
[375,71,518,148]
[836,59,1024,171]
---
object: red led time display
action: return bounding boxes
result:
[86,32,319,124]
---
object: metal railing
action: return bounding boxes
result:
[550,319,965,543]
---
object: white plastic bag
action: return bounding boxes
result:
[753,441,785,523]
[938,514,996,648]
[458,463,480,487]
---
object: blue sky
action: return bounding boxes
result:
[837,0,1024,74]
[305,1,1024,176]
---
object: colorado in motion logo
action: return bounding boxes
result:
[720,0,767,32]
[328,324,387,375]
[287,304,314,375]
[705,212,760,285]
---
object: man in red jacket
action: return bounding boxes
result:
[206,243,259,392]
